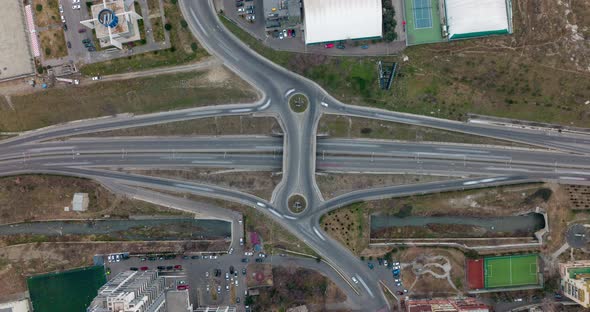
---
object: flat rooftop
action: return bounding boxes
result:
[0,1,34,81]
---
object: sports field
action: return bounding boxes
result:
[28,266,106,312]
[403,0,444,45]
[484,254,539,288]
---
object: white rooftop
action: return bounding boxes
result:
[303,0,382,44]
[445,0,511,40]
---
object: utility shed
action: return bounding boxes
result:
[303,0,382,44]
[72,193,89,212]
[445,0,512,40]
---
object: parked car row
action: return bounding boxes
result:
[237,0,256,23]
[274,29,296,40]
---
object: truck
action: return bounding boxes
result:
[55,77,80,85]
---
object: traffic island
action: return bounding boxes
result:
[288,194,307,214]
[288,93,309,113]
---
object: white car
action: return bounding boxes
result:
[72,4,80,9]
[91,76,101,81]
[206,285,210,292]
[394,279,400,283]
[217,285,221,293]
[229,247,234,255]
[72,0,80,3]
[279,32,284,40]
[351,276,359,284]
[225,273,229,280]
[59,5,64,13]
[238,7,245,12]
[205,271,209,278]
[235,279,238,286]
[226,285,230,291]
[282,29,287,37]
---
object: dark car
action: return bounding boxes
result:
[236,297,241,303]
[78,28,86,33]
[229,266,235,274]
[396,291,404,295]
[214,269,221,277]
[67,41,71,49]
[157,266,165,270]
[255,258,263,263]
[166,265,173,270]
[291,29,296,37]
[236,1,244,7]
[182,255,189,260]
[241,258,249,263]
[140,266,149,271]
[148,257,157,261]
[336,44,345,49]
[130,267,138,271]
[174,265,182,270]
[242,268,247,275]
[63,23,68,31]
[191,255,200,259]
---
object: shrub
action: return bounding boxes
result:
[164,23,172,31]
[36,4,43,11]
[180,20,188,28]
[190,42,198,52]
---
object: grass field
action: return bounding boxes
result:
[27,266,106,312]
[484,254,539,288]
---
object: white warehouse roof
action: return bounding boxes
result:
[445,0,511,40]
[303,0,383,44]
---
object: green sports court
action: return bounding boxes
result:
[484,254,539,288]
[404,0,444,45]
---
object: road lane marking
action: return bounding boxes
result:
[187,110,220,116]
[258,99,271,110]
[283,215,297,220]
[174,183,213,192]
[230,108,253,113]
[374,113,422,124]
[268,208,284,219]
[437,147,489,154]
[190,7,208,37]
[559,176,586,181]
[313,227,326,241]
[284,89,295,97]
[27,146,75,152]
[43,161,91,166]
[357,276,375,298]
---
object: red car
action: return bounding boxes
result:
[140,266,149,271]
[324,43,334,48]
[174,265,182,270]
[177,285,189,290]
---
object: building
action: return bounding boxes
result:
[405,298,489,312]
[0,0,35,81]
[80,0,142,49]
[559,261,590,308]
[444,0,513,40]
[87,270,167,312]
[302,0,382,45]
[262,0,301,30]
[0,298,31,312]
[72,193,89,211]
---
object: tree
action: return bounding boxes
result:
[190,42,198,52]
[164,23,172,31]
[180,20,188,28]
[36,4,43,11]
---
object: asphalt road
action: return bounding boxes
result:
[0,0,589,309]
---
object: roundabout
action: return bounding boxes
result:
[288,93,309,113]
[288,194,307,214]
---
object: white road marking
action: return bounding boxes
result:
[256,202,266,208]
[190,160,232,164]
[43,161,91,166]
[321,102,329,107]
[357,276,375,298]
[559,176,586,181]
[485,167,531,172]
[190,8,208,37]
[283,215,297,220]
[27,146,75,152]
[268,208,284,219]
[230,108,253,113]
[284,89,295,97]
[258,99,271,110]
[188,110,220,116]
[438,147,489,154]
[313,227,326,241]
[374,114,422,124]
[174,183,213,192]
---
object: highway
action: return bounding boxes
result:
[0,0,588,309]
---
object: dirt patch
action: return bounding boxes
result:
[0,240,225,297]
[0,175,190,225]
[316,173,455,200]
[123,168,281,200]
[318,115,533,148]
[204,66,232,83]
[39,28,67,60]
[75,115,281,137]
[32,0,60,28]
[564,185,590,210]
[545,184,578,254]
[249,266,347,311]
[320,203,369,255]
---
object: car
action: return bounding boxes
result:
[177,285,189,290]
[236,297,241,303]
[394,278,400,283]
[238,219,243,224]
[368,263,374,270]
[236,1,244,7]
[404,289,408,293]
[72,0,80,3]
[215,269,221,277]
[59,4,64,13]
[230,266,235,274]
[166,265,173,270]
[246,5,254,14]
[235,279,239,286]
[291,29,296,37]
[242,268,246,275]
[202,255,209,259]
[238,7,245,12]
[325,43,334,48]
[351,276,359,284]
[140,257,147,261]
[78,28,87,33]
[61,16,66,23]
[191,255,200,259]
[130,267,138,271]
[361,45,369,49]
[246,15,255,22]
[241,258,249,263]
[225,272,230,280]
[229,248,234,255]
[396,291,404,295]
[384,260,388,267]
[394,261,400,266]
[255,258,263,263]
[107,255,113,262]
[514,298,523,302]
[140,266,149,271]
[212,255,218,259]
[239,238,244,245]
[91,76,101,80]
[217,285,221,293]
[321,102,329,108]
[72,4,80,9]
[336,44,345,49]
[182,255,189,259]
[82,38,90,43]
[206,285,210,292]
[234,271,238,277]
[157,266,165,270]
[244,289,248,296]
[63,23,68,31]
[395,282,401,287]
[258,253,266,258]
[205,271,210,277]
[226,285,230,291]
[174,265,182,270]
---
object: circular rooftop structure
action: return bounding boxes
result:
[98,8,119,28]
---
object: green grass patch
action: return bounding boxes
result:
[28,266,106,312]
[288,94,309,113]
[0,71,257,131]
[484,254,539,288]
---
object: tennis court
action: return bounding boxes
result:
[404,0,444,45]
[466,259,485,289]
[484,254,539,288]
[28,266,106,312]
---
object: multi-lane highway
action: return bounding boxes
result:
[0,0,589,309]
